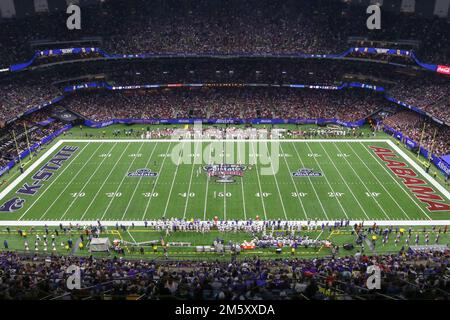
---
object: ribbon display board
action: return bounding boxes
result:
[8,47,450,75]
[84,117,365,128]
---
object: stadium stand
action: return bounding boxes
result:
[0,0,449,304]
[62,88,385,122]
[0,249,448,300]
[0,0,449,67]
[382,111,450,157]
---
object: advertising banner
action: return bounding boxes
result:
[7,47,449,77]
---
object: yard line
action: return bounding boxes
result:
[388,140,450,200]
[304,142,349,219]
[17,143,90,221]
[100,142,146,220]
[183,140,201,219]
[360,142,432,220]
[223,140,231,221]
[249,140,288,220]
[60,139,390,143]
[162,143,184,218]
[249,141,267,220]
[346,142,411,219]
[80,143,132,220]
[318,142,369,220]
[37,143,107,220]
[57,143,120,220]
[290,142,328,220]
[265,141,288,220]
[237,141,247,220]
[333,143,391,220]
[279,143,308,220]
[121,142,159,220]
[141,142,173,220]
[0,140,64,202]
[223,175,227,220]
[203,142,211,220]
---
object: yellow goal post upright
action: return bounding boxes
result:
[427,128,438,167]
[11,129,22,168]
[23,122,33,161]
[11,122,34,172]
[416,122,427,159]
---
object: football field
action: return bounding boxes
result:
[1,139,449,225]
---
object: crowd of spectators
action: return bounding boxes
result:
[0,248,447,300]
[0,83,61,122]
[1,56,448,125]
[382,110,450,157]
[389,82,450,124]
[0,0,449,68]
[66,91,185,121]
[0,109,66,169]
[272,89,384,121]
[1,81,449,165]
[64,88,384,122]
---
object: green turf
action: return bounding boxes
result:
[1,137,449,222]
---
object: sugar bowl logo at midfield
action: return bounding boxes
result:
[127,168,158,177]
[203,164,247,183]
[292,168,323,177]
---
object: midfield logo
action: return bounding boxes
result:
[0,198,25,213]
[292,168,323,177]
[203,164,246,184]
[127,168,158,177]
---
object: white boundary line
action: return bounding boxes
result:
[0,140,64,202]
[349,142,426,220]
[348,144,410,219]
[387,140,450,200]
[58,139,391,143]
[17,143,91,220]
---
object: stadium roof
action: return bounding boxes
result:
[1,0,449,19]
